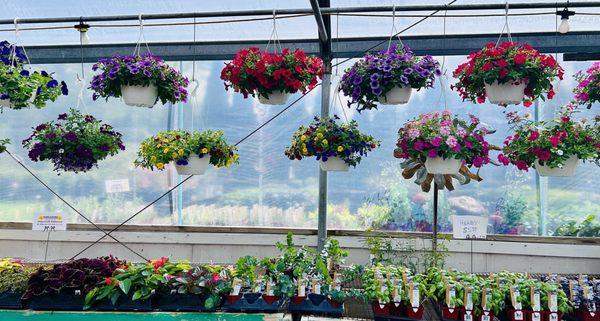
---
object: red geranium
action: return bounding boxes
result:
[221,47,323,100]
[452,42,563,106]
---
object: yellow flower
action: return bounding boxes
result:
[163,148,170,154]
[317,132,323,139]
[178,149,184,156]
[300,135,307,141]
[233,154,240,161]
[322,139,328,145]
[157,144,162,148]
[171,152,178,159]
[337,146,344,152]
[226,159,232,166]
[302,148,308,155]
[201,148,209,154]
[150,156,157,162]
[156,163,164,170]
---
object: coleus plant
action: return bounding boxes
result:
[84,257,187,309]
[452,42,563,107]
[284,116,380,167]
[0,41,68,110]
[220,47,323,100]
[0,258,36,294]
[22,109,125,173]
[161,264,231,310]
[23,256,123,300]
[497,104,600,172]
[573,62,600,109]
[90,53,189,105]
[339,44,440,112]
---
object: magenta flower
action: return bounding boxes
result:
[427,149,438,158]
[430,136,442,147]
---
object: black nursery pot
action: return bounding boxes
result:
[94,294,152,312]
[0,292,23,309]
[221,292,283,313]
[154,292,206,312]
[288,293,344,318]
[27,292,84,311]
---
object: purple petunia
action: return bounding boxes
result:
[64,131,78,142]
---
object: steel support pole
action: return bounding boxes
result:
[317,0,332,252]
[534,99,548,236]
[432,182,439,266]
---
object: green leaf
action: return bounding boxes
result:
[119,278,132,294]
[132,290,143,301]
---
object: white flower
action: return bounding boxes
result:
[556,150,564,156]
[558,164,564,168]
[58,149,64,154]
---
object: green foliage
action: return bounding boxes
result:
[553,214,600,237]
[0,259,35,293]
[0,63,67,110]
[135,129,239,171]
[162,264,231,310]
[0,138,8,153]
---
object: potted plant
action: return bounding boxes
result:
[284,116,380,171]
[155,263,230,312]
[220,47,323,105]
[452,42,563,106]
[23,257,123,311]
[339,44,440,112]
[90,53,189,107]
[0,258,35,309]
[573,62,600,109]
[498,106,600,177]
[134,129,239,175]
[0,41,68,110]
[22,109,125,173]
[394,111,493,175]
[85,257,183,311]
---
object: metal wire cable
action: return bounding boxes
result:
[4,150,149,261]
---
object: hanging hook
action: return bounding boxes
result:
[387,5,404,51]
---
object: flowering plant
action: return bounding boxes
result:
[90,53,189,105]
[452,42,563,106]
[0,41,68,110]
[573,62,600,109]
[220,47,323,100]
[284,116,380,167]
[394,111,493,168]
[497,105,600,171]
[340,44,440,112]
[161,265,230,310]
[135,129,239,171]
[84,258,188,309]
[22,109,125,173]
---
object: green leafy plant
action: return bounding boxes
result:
[0,64,68,110]
[284,116,380,167]
[0,258,35,294]
[0,138,8,153]
[162,264,230,309]
[84,257,188,309]
[135,129,239,171]
[553,214,600,237]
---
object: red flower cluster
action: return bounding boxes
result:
[452,42,564,106]
[149,256,169,270]
[220,47,323,99]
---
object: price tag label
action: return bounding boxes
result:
[232,278,241,295]
[104,179,130,193]
[32,215,66,231]
[452,215,488,239]
[531,312,541,321]
[481,315,490,321]
[514,310,524,321]
[464,312,473,321]
[549,312,559,321]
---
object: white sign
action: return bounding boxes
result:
[32,215,66,231]
[452,215,488,239]
[105,179,130,193]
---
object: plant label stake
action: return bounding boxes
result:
[549,291,558,312]
[410,282,420,311]
[232,278,241,295]
[446,285,456,311]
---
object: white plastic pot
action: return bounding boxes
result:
[484,81,527,105]
[0,91,37,108]
[424,157,462,175]
[121,84,158,107]
[258,91,290,105]
[535,156,578,177]
[174,155,211,175]
[319,156,349,172]
[378,86,412,105]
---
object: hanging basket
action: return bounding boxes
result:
[484,81,527,105]
[535,156,578,177]
[121,84,158,107]
[378,86,412,105]
[424,157,462,175]
[258,91,290,105]
[320,156,349,172]
[175,155,211,175]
